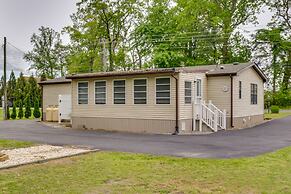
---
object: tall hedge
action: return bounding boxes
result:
[18,102,24,119]
[33,100,41,118]
[11,104,17,119]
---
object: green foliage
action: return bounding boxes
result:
[7,71,17,105]
[270,105,280,114]
[18,102,24,119]
[6,106,10,120]
[24,98,31,119]
[26,75,41,108]
[65,0,144,73]
[24,26,66,78]
[33,100,41,119]
[11,104,17,119]
[15,72,26,107]
[273,90,291,107]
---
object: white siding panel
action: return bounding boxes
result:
[233,67,264,117]
[178,73,207,120]
[71,74,176,120]
[43,83,71,110]
[207,76,231,116]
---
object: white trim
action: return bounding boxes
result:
[94,80,107,105]
[132,78,148,105]
[77,81,89,105]
[112,79,126,104]
[155,76,171,105]
[195,78,202,104]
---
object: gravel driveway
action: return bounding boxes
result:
[0,116,291,158]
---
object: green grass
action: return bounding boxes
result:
[0,139,34,149]
[264,111,291,119]
[1,147,291,193]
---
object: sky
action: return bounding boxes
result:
[0,0,273,77]
[0,0,77,76]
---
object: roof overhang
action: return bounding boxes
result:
[206,63,267,82]
[38,80,71,85]
[66,69,177,79]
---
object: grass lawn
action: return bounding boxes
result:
[0,139,34,149]
[0,146,291,193]
[264,111,291,120]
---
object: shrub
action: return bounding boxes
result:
[18,102,24,119]
[33,100,41,118]
[11,104,17,119]
[6,106,10,119]
[271,105,280,114]
[24,99,31,119]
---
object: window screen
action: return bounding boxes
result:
[134,79,147,104]
[156,78,170,104]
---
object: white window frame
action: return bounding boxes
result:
[94,80,107,105]
[133,78,148,105]
[195,78,202,104]
[155,77,171,105]
[77,81,89,105]
[113,79,126,104]
[184,81,192,104]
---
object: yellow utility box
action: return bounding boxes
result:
[52,107,59,122]
[46,107,53,122]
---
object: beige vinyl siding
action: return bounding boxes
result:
[71,74,176,120]
[178,73,207,120]
[233,67,264,117]
[42,83,71,111]
[207,76,231,116]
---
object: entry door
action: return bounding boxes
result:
[195,78,202,104]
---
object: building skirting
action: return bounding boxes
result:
[71,114,264,134]
[229,114,264,129]
[71,117,176,134]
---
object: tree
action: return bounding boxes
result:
[24,97,31,119]
[26,75,41,107]
[266,0,291,92]
[24,26,66,78]
[33,100,41,118]
[18,101,24,119]
[7,71,17,106]
[11,104,17,119]
[15,72,26,107]
[65,0,143,73]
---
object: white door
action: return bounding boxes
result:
[58,94,72,123]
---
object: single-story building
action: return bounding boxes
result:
[39,77,71,121]
[40,62,267,134]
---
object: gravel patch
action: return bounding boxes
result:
[0,145,97,169]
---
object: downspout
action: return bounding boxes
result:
[230,75,234,128]
[171,72,179,135]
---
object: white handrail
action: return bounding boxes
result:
[200,101,218,132]
[208,101,226,130]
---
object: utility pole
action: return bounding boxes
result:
[3,37,7,120]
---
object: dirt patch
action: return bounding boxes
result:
[0,145,98,170]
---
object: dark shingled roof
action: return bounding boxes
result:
[66,62,267,81]
[38,77,71,85]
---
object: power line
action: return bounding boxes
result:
[7,42,27,55]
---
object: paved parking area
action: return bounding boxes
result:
[0,116,291,158]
